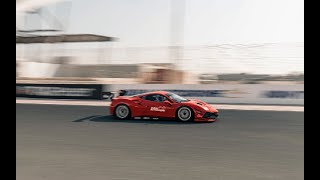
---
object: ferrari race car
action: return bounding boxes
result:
[110,91,218,122]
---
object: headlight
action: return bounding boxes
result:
[202,106,209,111]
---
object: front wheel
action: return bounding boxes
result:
[176,107,194,122]
[115,104,131,119]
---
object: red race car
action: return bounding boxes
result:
[110,91,218,122]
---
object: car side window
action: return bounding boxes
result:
[156,95,167,102]
[144,94,167,102]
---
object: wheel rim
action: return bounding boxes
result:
[178,107,191,121]
[116,105,129,119]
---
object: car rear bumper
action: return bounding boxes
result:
[109,106,115,115]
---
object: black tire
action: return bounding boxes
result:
[114,104,131,119]
[176,106,194,122]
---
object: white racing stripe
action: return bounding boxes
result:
[16,99,304,112]
[214,104,303,112]
[16,99,109,106]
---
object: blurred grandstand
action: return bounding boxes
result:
[16,0,304,85]
[16,43,304,84]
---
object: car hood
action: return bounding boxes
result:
[183,99,218,113]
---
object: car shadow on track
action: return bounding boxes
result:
[73,115,213,125]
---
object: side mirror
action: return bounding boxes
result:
[164,100,172,106]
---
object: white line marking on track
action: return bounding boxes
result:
[16,99,304,112]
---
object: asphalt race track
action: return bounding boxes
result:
[17,104,304,180]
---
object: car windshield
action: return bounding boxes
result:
[166,93,189,103]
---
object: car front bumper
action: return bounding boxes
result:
[194,112,219,122]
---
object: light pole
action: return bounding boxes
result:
[170,0,186,70]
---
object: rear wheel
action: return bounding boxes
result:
[176,107,194,122]
[115,104,131,119]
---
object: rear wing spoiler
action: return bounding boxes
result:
[102,90,127,100]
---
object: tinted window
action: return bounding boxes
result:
[143,94,167,102]
[166,93,189,102]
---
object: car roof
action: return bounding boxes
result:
[134,91,169,97]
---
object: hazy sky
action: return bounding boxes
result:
[61,0,304,46]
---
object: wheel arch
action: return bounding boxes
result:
[175,106,195,121]
[114,103,132,119]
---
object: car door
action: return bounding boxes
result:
[140,94,174,118]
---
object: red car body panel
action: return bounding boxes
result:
[110,91,218,122]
